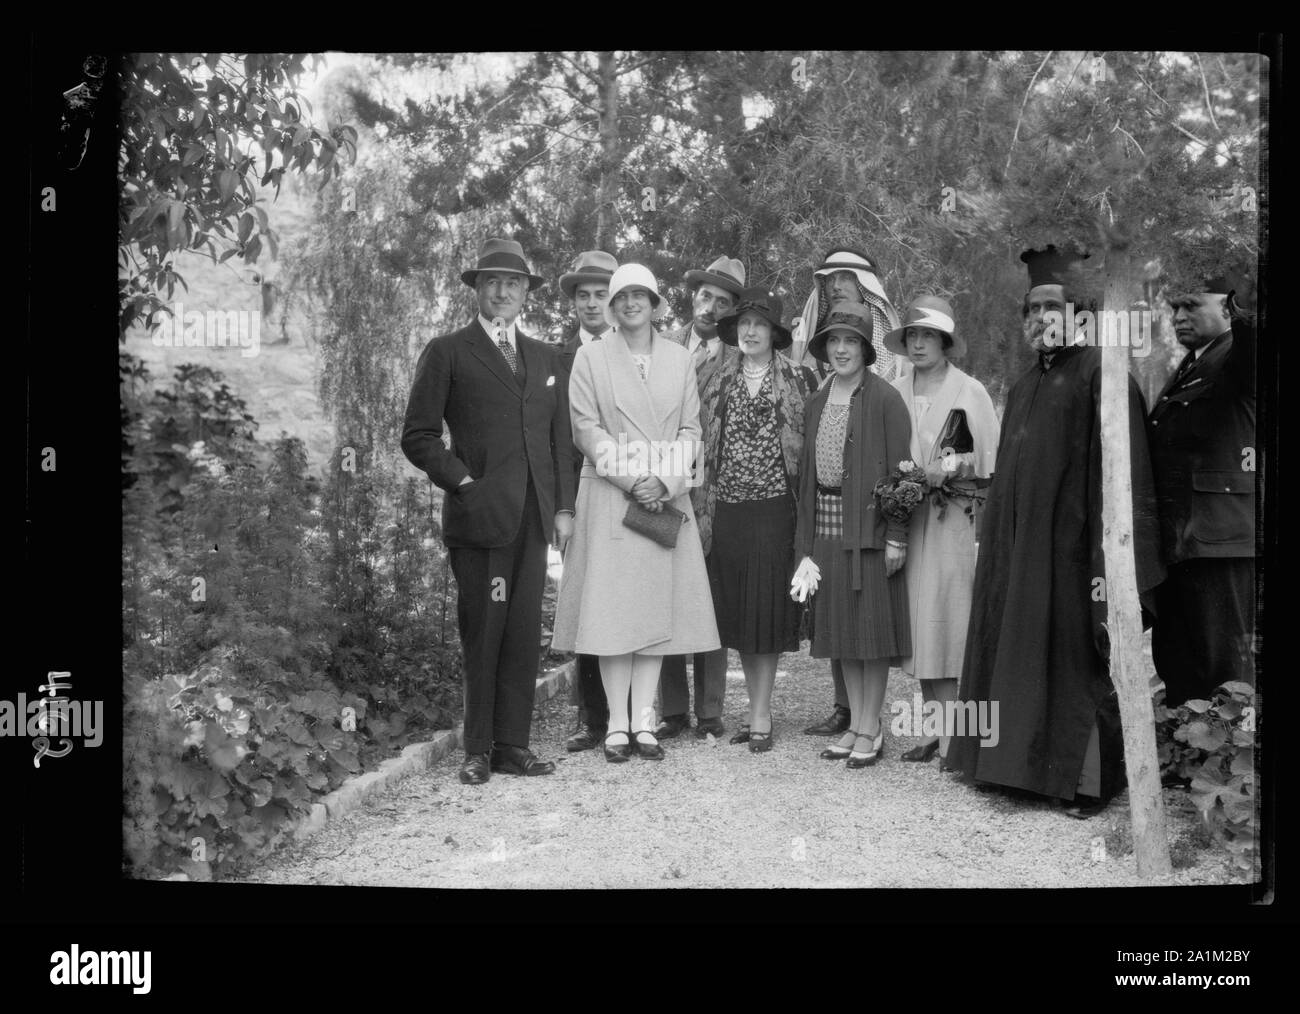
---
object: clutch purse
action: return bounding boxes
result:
[937,409,974,455]
[622,498,687,549]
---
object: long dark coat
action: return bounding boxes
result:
[947,345,1165,802]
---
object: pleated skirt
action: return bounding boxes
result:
[810,532,911,662]
[707,494,800,655]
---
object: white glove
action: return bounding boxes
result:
[790,556,822,602]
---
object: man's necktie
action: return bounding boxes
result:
[1171,350,1196,384]
[497,338,521,378]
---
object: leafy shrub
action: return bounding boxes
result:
[1156,680,1258,875]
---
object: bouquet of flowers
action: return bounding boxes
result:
[873,460,929,525]
[930,451,989,524]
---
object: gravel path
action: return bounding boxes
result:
[232,649,1243,889]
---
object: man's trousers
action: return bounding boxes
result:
[1153,557,1256,707]
[449,485,548,754]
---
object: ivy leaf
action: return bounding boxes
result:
[328,748,360,773]
[204,722,244,771]
[1183,721,1228,753]
[191,770,231,819]
[248,778,273,808]
[1230,750,1254,776]
[1184,699,1212,714]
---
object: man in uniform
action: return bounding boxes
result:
[1147,272,1256,705]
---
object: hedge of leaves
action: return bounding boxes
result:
[1156,680,1258,875]
[122,354,462,879]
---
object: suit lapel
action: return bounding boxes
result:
[467,320,523,397]
[518,330,548,402]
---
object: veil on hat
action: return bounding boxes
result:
[794,264,906,383]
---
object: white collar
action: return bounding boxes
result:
[479,314,517,347]
[579,327,606,345]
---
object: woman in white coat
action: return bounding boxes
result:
[552,264,721,762]
[886,296,1000,767]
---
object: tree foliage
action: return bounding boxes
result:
[118,53,358,338]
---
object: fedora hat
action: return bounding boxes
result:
[559,250,619,299]
[808,300,875,364]
[883,295,965,358]
[683,256,746,297]
[716,287,793,350]
[461,237,545,291]
[603,263,670,328]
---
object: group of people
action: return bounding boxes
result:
[401,235,1256,820]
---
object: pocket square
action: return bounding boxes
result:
[546,375,556,386]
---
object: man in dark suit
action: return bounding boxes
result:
[658,255,745,739]
[1148,274,1256,706]
[402,238,576,784]
[556,250,618,751]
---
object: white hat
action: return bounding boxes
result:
[603,263,670,328]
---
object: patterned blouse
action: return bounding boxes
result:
[716,370,787,503]
[815,403,850,489]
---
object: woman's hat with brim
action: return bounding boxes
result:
[716,287,793,350]
[682,256,746,297]
[883,294,965,357]
[603,263,670,328]
[461,237,545,290]
[559,250,619,300]
[808,300,874,363]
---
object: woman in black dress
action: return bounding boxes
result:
[695,288,817,752]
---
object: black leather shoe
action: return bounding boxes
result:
[655,715,690,739]
[490,745,556,776]
[603,732,632,763]
[846,728,884,769]
[633,731,665,760]
[748,727,774,754]
[694,718,725,739]
[459,752,491,784]
[1064,794,1108,819]
[804,706,851,736]
[729,725,751,745]
[565,724,607,752]
[901,740,940,762]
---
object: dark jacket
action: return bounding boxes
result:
[1147,316,1256,564]
[795,371,912,589]
[558,324,589,482]
[401,319,576,549]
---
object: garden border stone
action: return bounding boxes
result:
[291,660,576,841]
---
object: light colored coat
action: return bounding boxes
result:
[552,329,721,656]
[890,363,999,679]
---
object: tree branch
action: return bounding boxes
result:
[1193,53,1221,134]
[553,52,601,89]
[1004,51,1053,180]
[615,54,660,79]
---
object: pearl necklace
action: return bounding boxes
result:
[742,358,772,379]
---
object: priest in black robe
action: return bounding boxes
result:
[946,245,1165,817]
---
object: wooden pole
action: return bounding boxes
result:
[594,52,618,255]
[1101,244,1171,877]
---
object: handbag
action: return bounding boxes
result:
[937,408,974,455]
[622,498,687,549]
